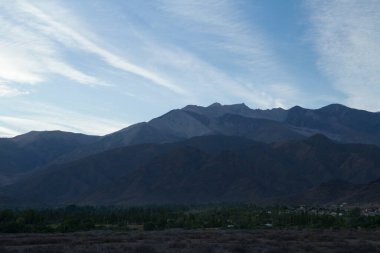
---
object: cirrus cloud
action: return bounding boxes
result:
[307,0,380,111]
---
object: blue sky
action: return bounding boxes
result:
[0,0,379,137]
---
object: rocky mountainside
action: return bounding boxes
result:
[3,134,380,207]
[1,103,380,207]
[51,103,380,164]
[285,104,380,144]
[0,131,99,186]
[288,178,380,205]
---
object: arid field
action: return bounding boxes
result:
[1,229,380,253]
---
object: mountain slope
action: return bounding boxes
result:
[289,178,380,205]
[55,103,380,166]
[2,135,258,206]
[3,135,380,207]
[1,102,379,192]
[55,106,301,164]
[0,131,99,186]
[183,102,288,121]
[286,104,380,145]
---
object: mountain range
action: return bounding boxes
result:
[0,103,380,207]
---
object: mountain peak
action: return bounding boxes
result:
[14,130,67,141]
[229,103,249,109]
[208,102,222,107]
[289,105,305,111]
[12,130,99,147]
[319,104,350,112]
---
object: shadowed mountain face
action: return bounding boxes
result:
[183,102,288,121]
[285,104,380,145]
[289,178,380,205]
[1,103,380,206]
[0,131,99,186]
[49,103,380,164]
[3,135,380,207]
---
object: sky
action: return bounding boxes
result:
[0,0,380,137]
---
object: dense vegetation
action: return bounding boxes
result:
[1,204,380,233]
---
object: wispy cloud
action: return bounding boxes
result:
[0,0,186,94]
[13,0,186,95]
[1,0,300,106]
[142,0,298,108]
[0,8,104,87]
[0,84,28,97]
[0,0,313,137]
[0,101,128,137]
[307,0,380,111]
[0,125,20,138]
[159,0,287,78]
[141,44,281,107]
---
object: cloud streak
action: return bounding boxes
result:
[160,0,287,77]
[0,101,128,137]
[14,0,186,95]
[2,0,339,137]
[0,9,104,87]
[0,0,187,94]
[142,0,298,108]
[0,85,28,97]
[307,0,380,111]
[0,125,20,137]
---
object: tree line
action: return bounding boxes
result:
[0,204,379,233]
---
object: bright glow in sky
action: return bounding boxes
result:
[1,0,379,137]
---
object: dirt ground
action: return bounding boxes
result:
[1,229,379,253]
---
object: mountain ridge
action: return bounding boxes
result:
[40,102,380,167]
[1,102,380,206]
[3,134,380,207]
